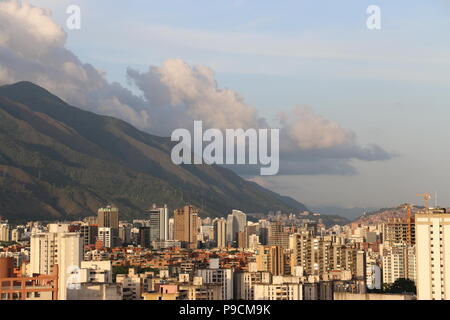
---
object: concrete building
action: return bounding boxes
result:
[116,268,144,300]
[0,257,58,300]
[383,217,415,246]
[213,217,227,249]
[256,245,285,276]
[98,227,112,248]
[30,224,83,300]
[226,210,247,246]
[195,267,234,300]
[149,204,169,242]
[268,222,289,249]
[174,205,199,249]
[382,244,416,285]
[254,280,303,300]
[0,223,10,242]
[416,208,450,300]
[97,205,119,246]
[80,224,98,246]
[234,271,271,300]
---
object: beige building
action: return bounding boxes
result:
[416,208,450,300]
[213,217,227,248]
[254,282,302,300]
[256,245,285,276]
[30,224,83,300]
[0,223,10,242]
[174,205,199,248]
[382,243,416,285]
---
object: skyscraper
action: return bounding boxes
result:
[30,224,83,300]
[97,205,119,246]
[174,205,199,249]
[416,208,450,300]
[149,204,169,242]
[226,210,247,246]
[213,218,227,249]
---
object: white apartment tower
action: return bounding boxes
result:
[30,224,83,300]
[149,204,169,241]
[416,208,450,300]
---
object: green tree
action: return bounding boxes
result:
[387,278,416,294]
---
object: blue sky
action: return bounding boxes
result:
[27,0,450,209]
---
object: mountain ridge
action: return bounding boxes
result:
[0,81,318,223]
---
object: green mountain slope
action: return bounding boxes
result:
[0,81,309,221]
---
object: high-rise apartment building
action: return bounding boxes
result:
[213,218,227,248]
[382,243,416,285]
[0,223,10,242]
[149,204,169,242]
[98,227,112,248]
[256,245,285,276]
[30,224,83,300]
[174,205,199,249]
[268,221,289,249]
[416,208,450,300]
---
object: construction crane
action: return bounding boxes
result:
[416,193,432,211]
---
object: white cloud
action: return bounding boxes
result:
[0,0,392,176]
[127,59,266,135]
[279,106,354,150]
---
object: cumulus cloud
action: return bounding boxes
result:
[0,0,393,176]
[127,59,266,135]
[0,0,152,130]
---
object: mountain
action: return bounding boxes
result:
[309,206,379,221]
[0,81,311,222]
[350,205,423,225]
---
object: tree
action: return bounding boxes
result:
[387,278,416,294]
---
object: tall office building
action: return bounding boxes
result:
[213,218,227,248]
[97,205,119,246]
[226,210,247,246]
[30,224,83,300]
[416,208,450,300]
[174,205,199,248]
[149,204,169,242]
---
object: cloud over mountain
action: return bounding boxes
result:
[0,0,393,175]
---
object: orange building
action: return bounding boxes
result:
[0,257,58,300]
